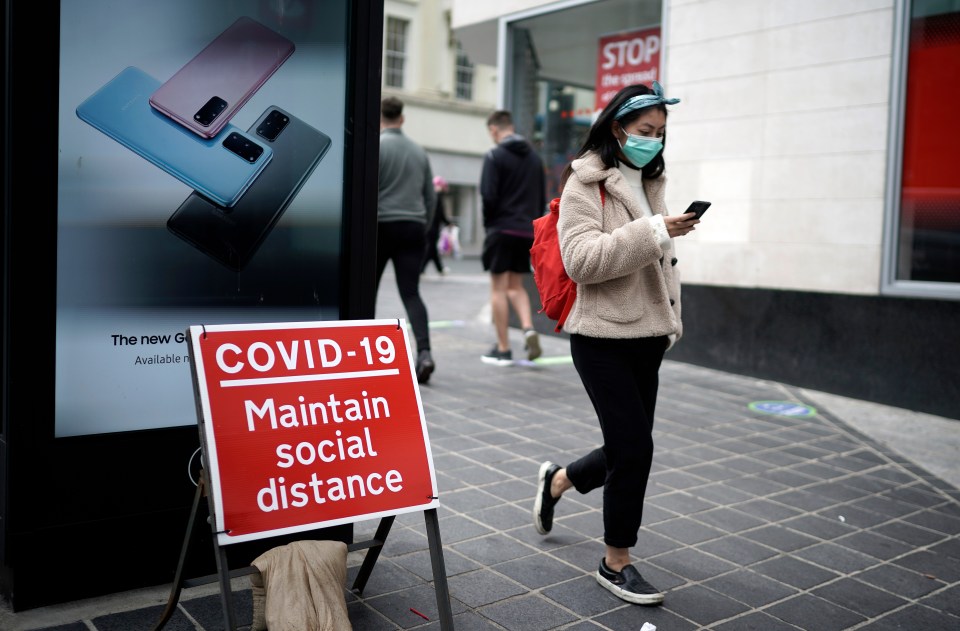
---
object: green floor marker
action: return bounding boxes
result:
[533,355,574,366]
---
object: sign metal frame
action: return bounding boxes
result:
[160,318,452,630]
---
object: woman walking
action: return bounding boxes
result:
[533,81,700,606]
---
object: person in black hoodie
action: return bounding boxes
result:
[479,110,547,365]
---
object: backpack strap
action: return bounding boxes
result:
[555,290,576,333]
[554,181,605,333]
[551,180,607,333]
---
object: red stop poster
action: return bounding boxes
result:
[187,319,438,545]
[595,26,662,111]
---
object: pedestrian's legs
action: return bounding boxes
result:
[421,235,443,274]
[391,223,431,353]
[420,245,430,273]
[489,271,511,352]
[565,447,607,494]
[504,271,534,330]
[375,223,394,292]
[569,334,666,554]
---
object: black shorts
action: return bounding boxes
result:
[482,231,534,273]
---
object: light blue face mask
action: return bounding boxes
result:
[619,133,662,168]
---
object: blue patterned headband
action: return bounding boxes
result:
[614,81,680,120]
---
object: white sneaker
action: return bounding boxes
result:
[524,329,542,361]
[481,345,513,366]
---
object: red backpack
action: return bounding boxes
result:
[530,183,605,332]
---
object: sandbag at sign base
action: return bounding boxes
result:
[249,540,351,631]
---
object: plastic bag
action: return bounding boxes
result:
[447,225,461,259]
[438,227,452,256]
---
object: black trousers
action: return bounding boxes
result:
[375,221,431,353]
[565,333,668,548]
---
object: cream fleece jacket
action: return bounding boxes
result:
[557,151,683,342]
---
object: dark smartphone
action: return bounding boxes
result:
[166,106,332,271]
[685,200,711,219]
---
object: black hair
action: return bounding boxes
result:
[486,110,513,129]
[381,96,403,121]
[559,84,669,191]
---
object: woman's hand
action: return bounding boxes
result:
[665,212,700,238]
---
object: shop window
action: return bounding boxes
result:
[385,17,408,88]
[455,42,474,101]
[501,0,662,196]
[895,1,960,287]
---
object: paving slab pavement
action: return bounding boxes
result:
[3,257,958,630]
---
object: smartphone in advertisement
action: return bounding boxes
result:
[149,16,295,139]
[166,106,332,271]
[685,200,711,219]
[76,66,273,208]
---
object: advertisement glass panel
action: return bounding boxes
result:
[56,0,348,437]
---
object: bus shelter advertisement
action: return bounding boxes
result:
[595,26,662,111]
[189,320,439,544]
[56,1,348,437]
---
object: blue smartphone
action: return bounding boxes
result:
[166,106,332,270]
[76,66,272,208]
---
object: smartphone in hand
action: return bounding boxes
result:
[685,200,711,219]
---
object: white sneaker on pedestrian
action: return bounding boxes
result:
[524,329,542,361]
[481,345,513,366]
[596,559,664,606]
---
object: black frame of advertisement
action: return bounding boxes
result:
[1,0,384,611]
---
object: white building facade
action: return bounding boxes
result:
[381,0,500,253]
[446,0,960,419]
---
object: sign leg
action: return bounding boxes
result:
[351,515,395,595]
[424,508,454,629]
[213,538,238,631]
[152,477,205,631]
